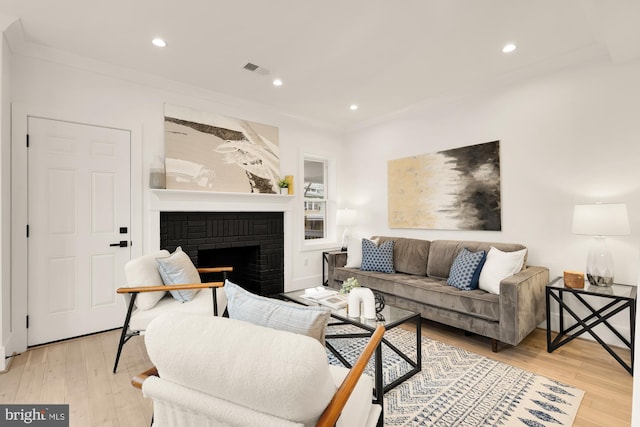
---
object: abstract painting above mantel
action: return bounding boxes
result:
[164,104,280,193]
[388,140,501,231]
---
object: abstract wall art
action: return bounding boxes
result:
[164,104,280,193]
[388,140,501,231]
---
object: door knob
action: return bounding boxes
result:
[109,241,128,247]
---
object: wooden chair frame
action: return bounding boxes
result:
[113,266,232,373]
[132,324,385,427]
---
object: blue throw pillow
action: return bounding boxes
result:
[360,239,395,273]
[447,248,487,290]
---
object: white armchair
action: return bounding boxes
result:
[113,249,232,373]
[132,312,384,427]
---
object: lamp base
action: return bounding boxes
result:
[585,237,615,287]
[587,274,613,287]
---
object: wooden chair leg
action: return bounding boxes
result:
[113,293,138,374]
[491,338,498,353]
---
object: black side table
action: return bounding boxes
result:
[322,250,346,286]
[546,276,636,375]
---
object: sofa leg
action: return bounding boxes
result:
[491,339,498,353]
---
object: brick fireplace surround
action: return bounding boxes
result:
[160,211,284,296]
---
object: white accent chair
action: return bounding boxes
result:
[113,249,232,373]
[133,312,384,427]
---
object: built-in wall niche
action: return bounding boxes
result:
[159,211,284,296]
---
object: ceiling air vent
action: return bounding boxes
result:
[243,62,271,76]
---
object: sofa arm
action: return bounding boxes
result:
[498,266,549,346]
[326,251,348,290]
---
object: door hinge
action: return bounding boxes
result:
[26,315,29,329]
[26,134,29,147]
[26,225,29,238]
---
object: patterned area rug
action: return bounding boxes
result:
[326,325,584,427]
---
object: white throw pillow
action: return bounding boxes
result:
[345,235,363,268]
[345,237,380,268]
[156,247,201,302]
[124,249,170,310]
[478,246,527,295]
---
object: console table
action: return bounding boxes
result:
[546,276,636,375]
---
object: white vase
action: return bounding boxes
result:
[347,288,376,319]
[280,188,288,195]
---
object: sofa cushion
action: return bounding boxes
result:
[447,248,486,290]
[124,249,170,310]
[225,280,331,344]
[360,239,395,273]
[426,240,527,279]
[393,276,501,321]
[479,247,527,295]
[375,236,430,276]
[156,247,201,302]
[333,267,500,322]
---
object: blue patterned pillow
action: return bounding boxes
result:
[360,239,395,273]
[447,248,487,290]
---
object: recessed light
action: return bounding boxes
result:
[350,104,358,111]
[152,38,167,48]
[502,43,516,54]
[273,78,283,86]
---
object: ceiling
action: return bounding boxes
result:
[1,0,639,129]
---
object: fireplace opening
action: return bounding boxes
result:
[198,246,260,294]
[160,211,284,296]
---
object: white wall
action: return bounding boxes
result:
[3,46,344,356]
[343,57,640,346]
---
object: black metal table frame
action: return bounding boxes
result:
[280,290,421,427]
[322,250,345,286]
[325,312,421,427]
[546,279,635,375]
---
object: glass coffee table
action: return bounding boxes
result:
[281,288,422,413]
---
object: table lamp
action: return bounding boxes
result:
[336,208,357,251]
[572,203,630,286]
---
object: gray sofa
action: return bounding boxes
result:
[327,237,549,351]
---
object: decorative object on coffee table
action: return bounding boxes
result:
[348,287,376,319]
[340,277,360,295]
[374,293,385,313]
[572,202,630,286]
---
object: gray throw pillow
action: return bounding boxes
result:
[156,246,201,302]
[225,280,331,344]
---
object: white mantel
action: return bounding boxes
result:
[149,189,296,212]
[146,189,296,255]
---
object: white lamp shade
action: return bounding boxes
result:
[336,209,357,226]
[572,203,630,236]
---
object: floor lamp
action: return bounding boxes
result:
[572,203,630,286]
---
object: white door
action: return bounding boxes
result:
[27,117,131,346]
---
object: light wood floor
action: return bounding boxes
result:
[0,322,633,427]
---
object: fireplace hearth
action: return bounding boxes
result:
[160,211,284,296]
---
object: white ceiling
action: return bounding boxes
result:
[1,0,639,129]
